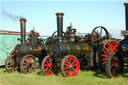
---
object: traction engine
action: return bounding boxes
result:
[5,18,49,73]
[41,13,119,77]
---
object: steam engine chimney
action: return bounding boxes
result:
[56,12,64,40]
[124,3,128,30]
[20,18,26,44]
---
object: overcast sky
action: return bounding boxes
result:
[1,0,128,39]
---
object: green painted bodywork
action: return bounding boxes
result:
[67,43,92,58]
[31,45,40,57]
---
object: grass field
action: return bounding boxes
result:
[0,66,128,85]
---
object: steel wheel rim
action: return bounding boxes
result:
[63,56,79,77]
[43,56,58,75]
[101,41,119,67]
[22,56,36,73]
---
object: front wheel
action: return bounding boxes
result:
[60,55,80,77]
[41,55,58,75]
[5,55,19,72]
[20,55,37,74]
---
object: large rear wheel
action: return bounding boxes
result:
[98,40,119,71]
[105,52,123,78]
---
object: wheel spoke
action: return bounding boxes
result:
[94,31,97,35]
[23,65,27,68]
[102,58,106,61]
[71,61,76,65]
[64,66,69,70]
[102,48,108,55]
[67,58,71,64]
[104,47,110,55]
[100,28,102,37]
[112,56,119,62]
[94,38,100,43]
[44,67,49,71]
[24,59,29,63]
[48,69,52,73]
[72,67,76,71]
[69,68,73,75]
[44,64,50,67]
[28,58,32,63]
[48,58,52,63]
[64,69,69,74]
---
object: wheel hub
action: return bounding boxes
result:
[48,63,52,68]
[28,63,32,67]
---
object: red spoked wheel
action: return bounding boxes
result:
[5,55,19,72]
[20,55,37,74]
[98,40,119,71]
[41,55,58,75]
[61,55,80,77]
[105,52,123,78]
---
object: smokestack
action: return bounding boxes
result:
[56,12,64,39]
[20,18,26,44]
[124,3,128,30]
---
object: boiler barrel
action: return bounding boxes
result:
[31,44,51,57]
[15,44,49,57]
[51,42,93,58]
[65,43,92,57]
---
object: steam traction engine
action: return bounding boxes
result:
[105,3,128,78]
[41,13,119,77]
[5,18,49,73]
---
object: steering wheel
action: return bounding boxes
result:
[90,26,110,47]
